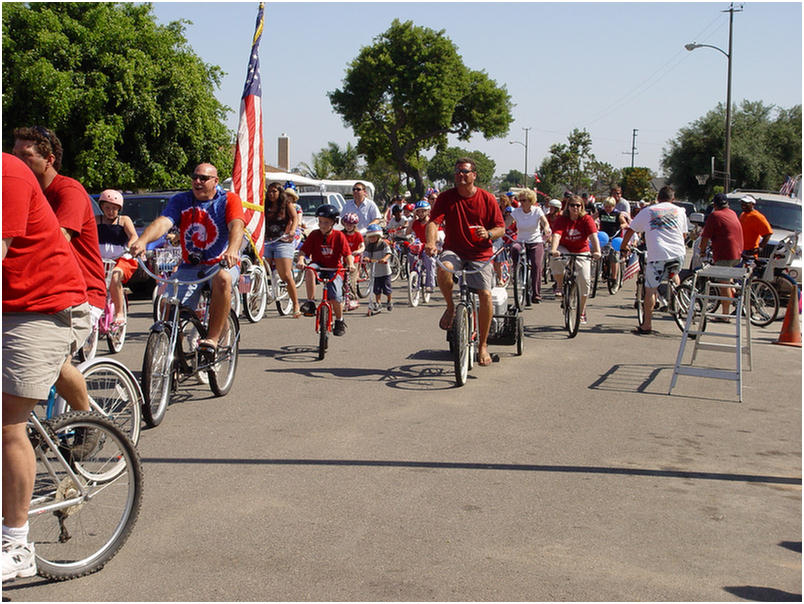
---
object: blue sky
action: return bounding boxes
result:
[151,1,802,180]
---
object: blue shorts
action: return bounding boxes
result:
[263,239,295,259]
[171,263,241,310]
[373,274,392,295]
[312,269,344,303]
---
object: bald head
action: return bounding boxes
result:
[191,163,219,201]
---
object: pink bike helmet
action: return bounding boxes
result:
[342,212,359,226]
[98,189,124,209]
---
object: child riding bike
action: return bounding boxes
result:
[341,212,364,311]
[296,204,355,336]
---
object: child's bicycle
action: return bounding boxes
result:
[407,241,434,307]
[25,409,142,580]
[137,258,240,427]
[303,265,347,360]
[79,258,131,360]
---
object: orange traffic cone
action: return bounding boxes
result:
[775,289,802,347]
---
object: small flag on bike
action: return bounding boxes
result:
[232,3,266,255]
[623,252,640,281]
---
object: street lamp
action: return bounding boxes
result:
[685,3,741,191]
[509,127,531,187]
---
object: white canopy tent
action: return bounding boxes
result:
[222,172,375,199]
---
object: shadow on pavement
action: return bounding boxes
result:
[589,363,741,402]
[138,456,801,485]
[263,362,458,391]
[722,586,801,601]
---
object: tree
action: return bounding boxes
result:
[536,129,596,197]
[297,142,360,179]
[662,100,802,200]
[329,19,513,198]
[586,160,622,199]
[2,2,233,191]
[499,170,525,191]
[621,167,655,201]
[427,146,495,190]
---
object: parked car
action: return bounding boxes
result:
[297,191,347,233]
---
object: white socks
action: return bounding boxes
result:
[2,523,29,544]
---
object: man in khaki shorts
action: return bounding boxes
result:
[2,153,91,582]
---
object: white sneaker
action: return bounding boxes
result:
[2,540,36,581]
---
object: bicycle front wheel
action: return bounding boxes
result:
[317,304,330,360]
[635,275,646,326]
[29,412,143,581]
[748,279,780,327]
[565,281,581,338]
[512,260,526,311]
[81,359,142,446]
[243,260,268,323]
[209,310,240,396]
[607,259,623,295]
[453,304,470,386]
[141,328,173,428]
[408,270,420,307]
[106,296,127,354]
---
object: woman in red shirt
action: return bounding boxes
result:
[549,195,602,324]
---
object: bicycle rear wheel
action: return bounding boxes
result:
[672,282,705,336]
[208,310,240,396]
[81,359,142,446]
[29,412,142,581]
[388,251,402,282]
[452,304,470,386]
[635,275,646,326]
[356,263,371,299]
[589,257,600,299]
[515,315,524,356]
[607,259,623,294]
[408,270,420,307]
[141,327,173,428]
[274,273,294,316]
[317,304,330,360]
[565,280,581,338]
[748,279,780,327]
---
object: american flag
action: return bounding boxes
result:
[622,251,640,281]
[232,3,266,255]
[779,175,797,196]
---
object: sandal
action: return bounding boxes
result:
[111,318,127,329]
[292,308,302,318]
[632,326,657,335]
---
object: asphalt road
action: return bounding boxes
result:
[5,273,801,602]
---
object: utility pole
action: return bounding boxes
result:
[622,128,639,168]
[523,127,531,187]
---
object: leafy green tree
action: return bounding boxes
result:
[621,167,655,201]
[2,2,233,191]
[297,142,361,180]
[329,19,512,198]
[361,157,403,209]
[662,100,802,200]
[586,160,622,199]
[537,129,596,197]
[427,146,495,189]
[499,170,525,191]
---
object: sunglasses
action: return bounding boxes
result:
[455,169,474,175]
[352,187,364,192]
[568,203,582,208]
[191,173,214,182]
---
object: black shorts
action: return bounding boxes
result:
[373,275,392,295]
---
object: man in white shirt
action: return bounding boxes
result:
[620,185,688,335]
[611,186,631,218]
[341,182,382,231]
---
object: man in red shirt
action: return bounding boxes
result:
[296,204,355,336]
[700,193,744,318]
[425,158,505,366]
[2,153,91,581]
[12,126,102,413]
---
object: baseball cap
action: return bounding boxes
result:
[740,194,757,205]
[713,193,729,207]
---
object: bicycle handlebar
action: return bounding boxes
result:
[303,264,346,283]
[136,256,226,285]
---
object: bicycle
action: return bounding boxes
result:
[26,409,142,580]
[511,244,530,311]
[406,241,434,307]
[150,246,183,321]
[631,249,705,334]
[303,265,346,360]
[555,253,593,338]
[44,356,143,446]
[79,259,130,360]
[601,237,625,295]
[240,236,298,322]
[138,258,240,427]
[435,257,480,386]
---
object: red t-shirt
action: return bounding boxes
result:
[410,219,427,243]
[430,187,504,261]
[300,229,352,269]
[342,229,364,254]
[701,208,743,262]
[552,214,598,253]
[2,153,88,313]
[45,174,106,308]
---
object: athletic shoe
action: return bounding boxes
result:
[580,312,588,325]
[300,300,316,316]
[2,540,36,582]
[333,319,346,336]
[347,300,359,311]
[386,302,393,312]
